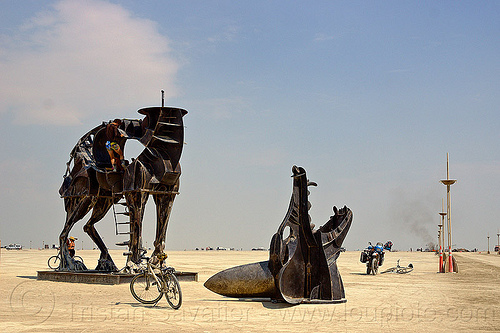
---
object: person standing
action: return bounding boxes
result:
[67,236,76,258]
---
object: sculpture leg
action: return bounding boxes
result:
[152,191,177,257]
[83,196,118,271]
[125,191,149,263]
[59,196,93,271]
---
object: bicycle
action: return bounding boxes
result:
[129,252,182,309]
[381,259,414,274]
[47,253,84,270]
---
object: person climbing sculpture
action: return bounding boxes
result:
[105,119,125,172]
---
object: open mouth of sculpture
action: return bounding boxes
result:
[205,166,352,304]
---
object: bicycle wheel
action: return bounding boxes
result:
[74,255,84,264]
[164,273,182,309]
[130,273,162,304]
[48,255,60,270]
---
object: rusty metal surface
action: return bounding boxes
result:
[58,106,187,271]
[204,261,278,298]
[205,166,352,304]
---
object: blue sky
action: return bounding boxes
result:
[0,1,499,254]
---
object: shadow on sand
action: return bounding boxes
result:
[199,297,296,309]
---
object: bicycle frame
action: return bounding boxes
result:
[141,258,173,295]
[130,253,182,309]
[380,259,413,274]
[147,262,164,291]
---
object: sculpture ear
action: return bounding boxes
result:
[333,206,338,214]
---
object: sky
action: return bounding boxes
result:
[0,1,499,255]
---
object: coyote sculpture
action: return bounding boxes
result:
[58,105,186,271]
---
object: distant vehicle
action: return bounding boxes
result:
[452,248,470,252]
[6,244,22,250]
[251,247,266,251]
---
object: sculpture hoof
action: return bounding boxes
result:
[73,260,88,271]
[95,259,118,272]
[59,257,88,271]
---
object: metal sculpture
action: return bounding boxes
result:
[58,102,187,271]
[204,165,352,304]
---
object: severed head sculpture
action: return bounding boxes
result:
[205,165,353,304]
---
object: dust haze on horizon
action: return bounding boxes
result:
[1,1,499,254]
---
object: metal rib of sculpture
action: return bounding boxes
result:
[58,106,187,271]
[204,166,352,304]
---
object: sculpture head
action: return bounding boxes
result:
[205,166,353,304]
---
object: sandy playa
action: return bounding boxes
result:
[0,249,499,332]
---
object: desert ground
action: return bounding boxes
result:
[0,249,499,332]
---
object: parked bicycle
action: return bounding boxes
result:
[48,252,84,270]
[129,252,182,309]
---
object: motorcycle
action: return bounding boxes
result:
[360,242,385,275]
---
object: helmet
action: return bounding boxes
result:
[69,237,75,241]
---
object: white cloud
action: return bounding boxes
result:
[207,25,239,43]
[0,0,179,125]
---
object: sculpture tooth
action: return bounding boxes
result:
[204,261,278,298]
